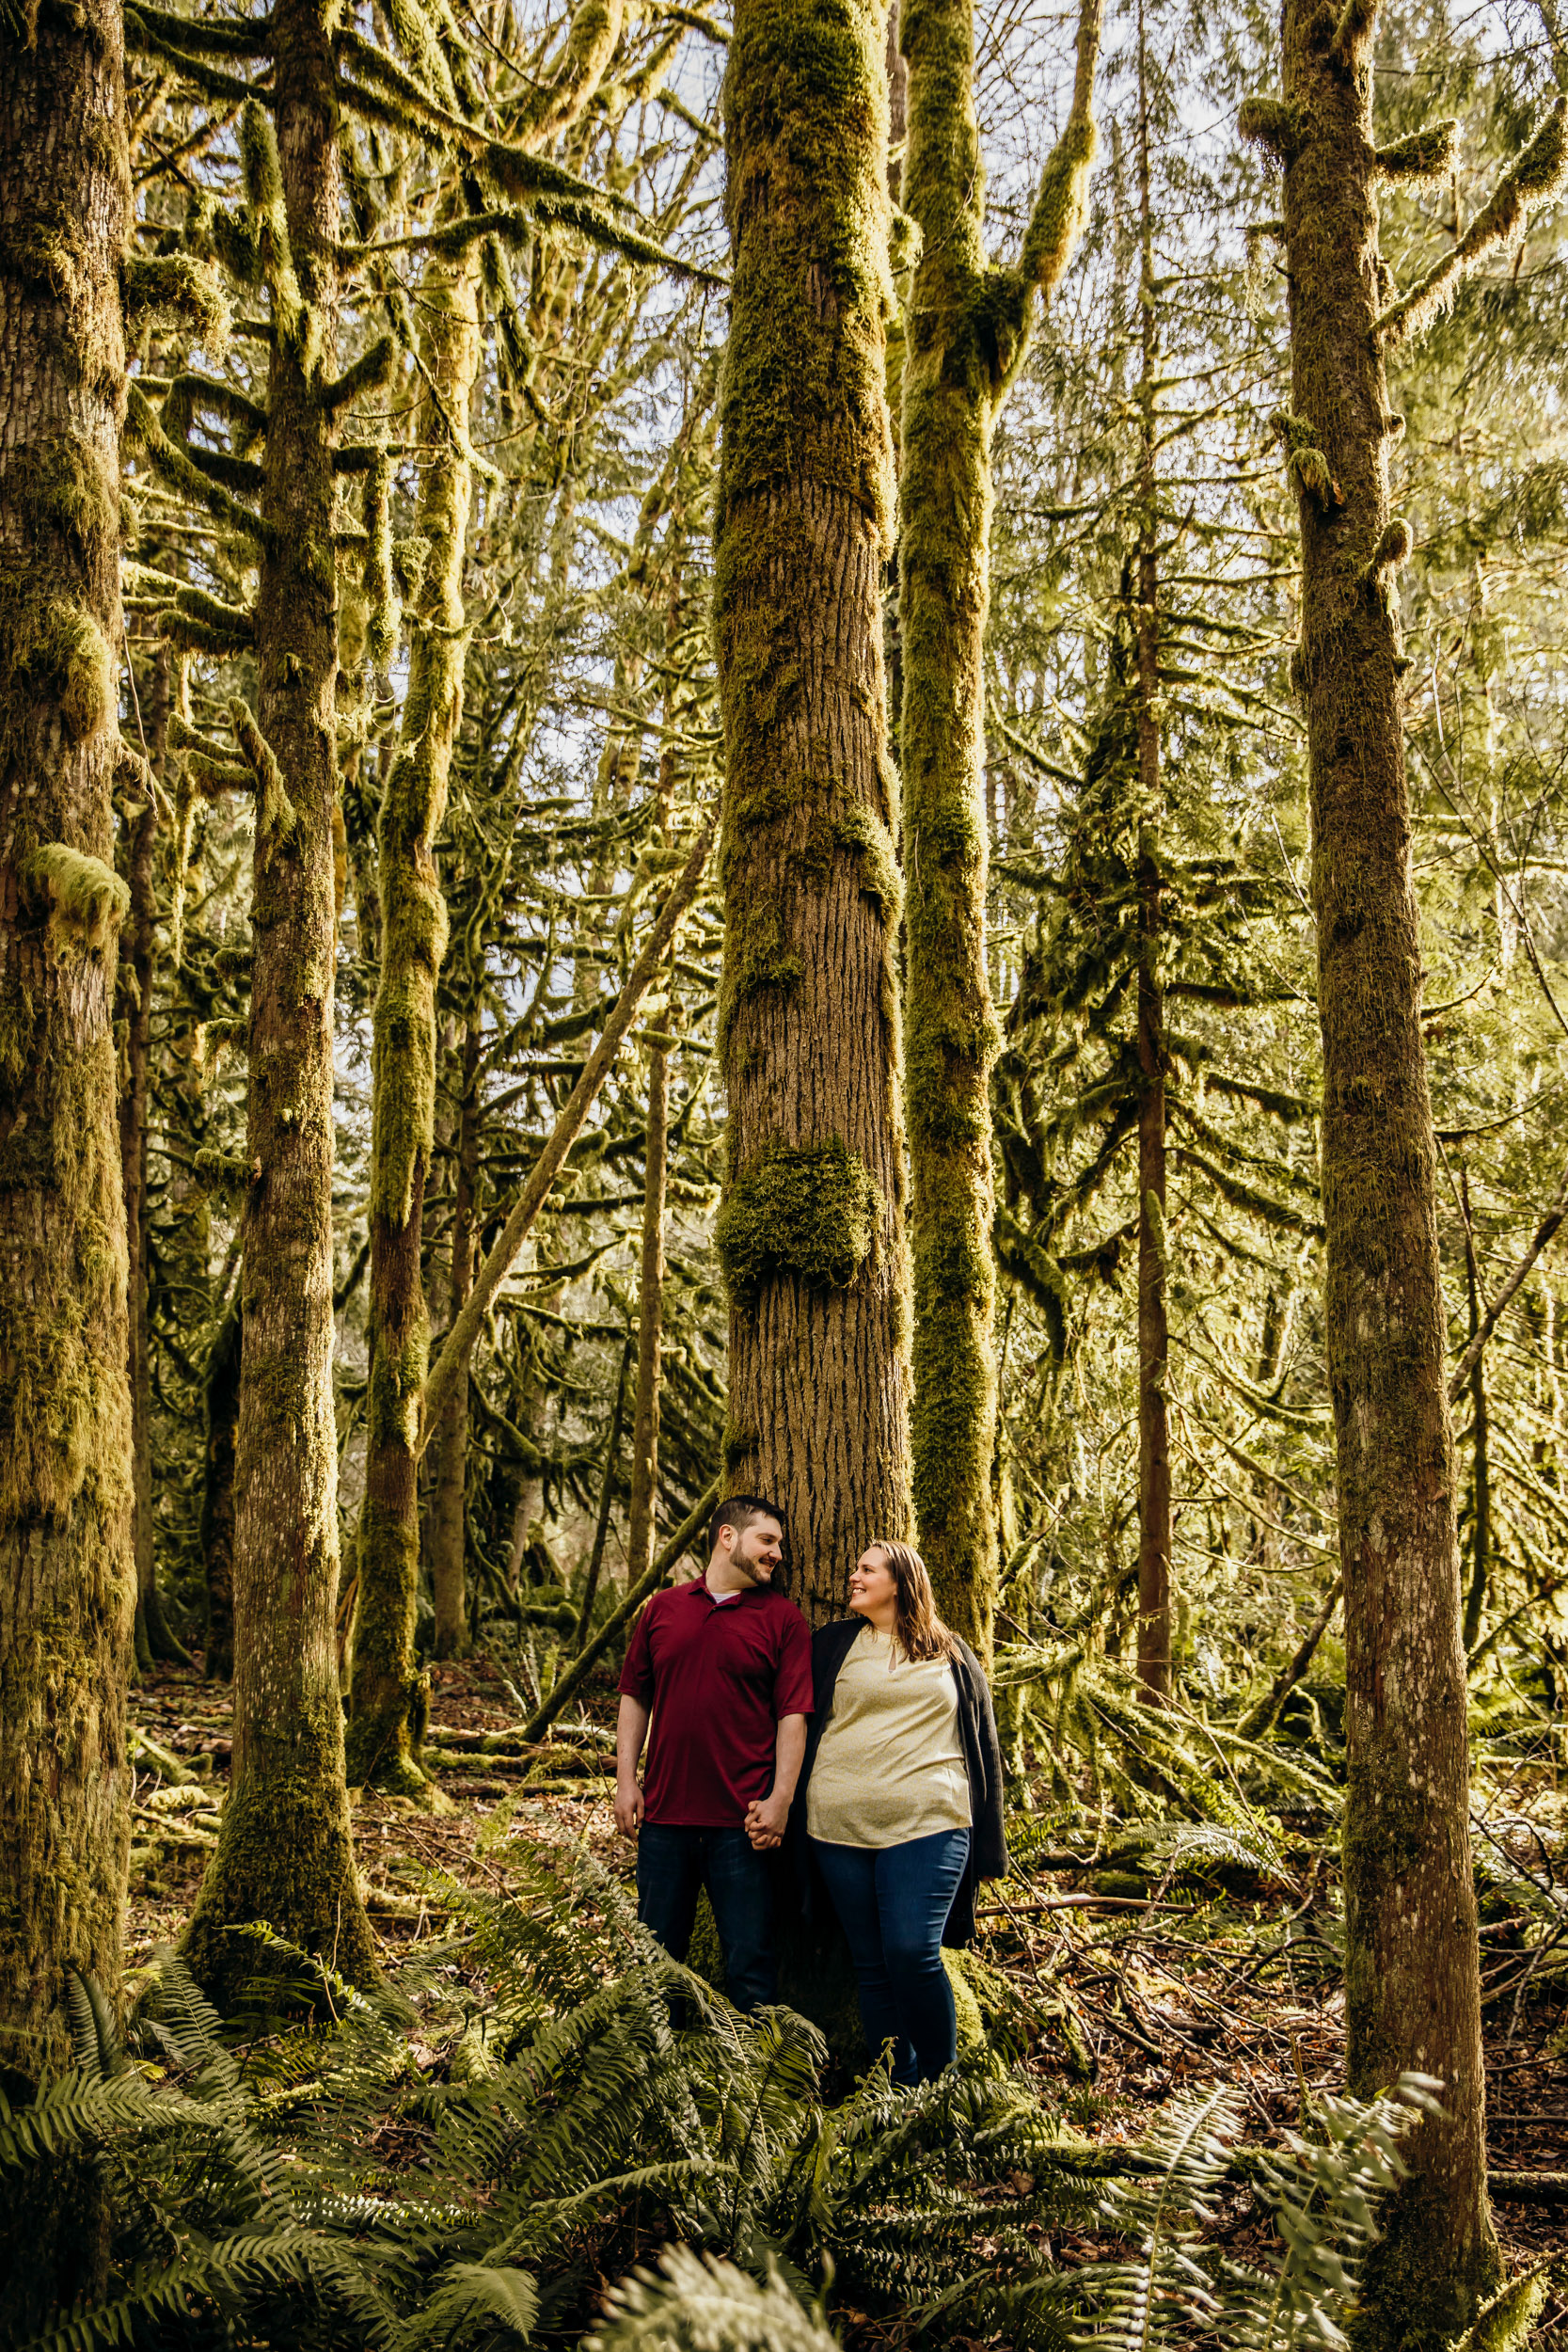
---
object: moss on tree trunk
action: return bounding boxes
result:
[0,0,136,2318]
[183,0,374,2005]
[1259,0,1502,2330]
[896,0,1099,1653]
[715,0,913,1618]
[345,246,478,1798]
[429,1010,480,1661]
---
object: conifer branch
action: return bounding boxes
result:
[321,333,397,415]
[1375,119,1458,180]
[1380,100,1568,345]
[1235,96,1307,163]
[1447,1155,1568,1401]
[122,254,231,348]
[124,8,273,108]
[416,816,715,1457]
[127,2,274,54]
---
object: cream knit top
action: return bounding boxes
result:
[806,1624,972,1850]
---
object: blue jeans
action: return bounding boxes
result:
[810,1827,971,2085]
[636,1822,777,2012]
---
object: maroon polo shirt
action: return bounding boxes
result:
[619,1578,814,1827]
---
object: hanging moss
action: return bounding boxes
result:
[23,844,130,955]
[717,1138,881,1307]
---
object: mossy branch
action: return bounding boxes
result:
[1236,95,1307,163]
[123,8,273,109]
[1375,119,1458,181]
[415,815,715,1457]
[125,382,271,549]
[1364,516,1413,585]
[322,333,397,415]
[23,844,130,955]
[122,255,230,349]
[238,98,319,374]
[1380,99,1568,346]
[126,3,274,56]
[1017,0,1102,299]
[1330,0,1377,69]
[230,699,297,858]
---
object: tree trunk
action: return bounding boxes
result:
[1132,31,1169,1704]
[184,0,375,2004]
[625,1015,671,1587]
[346,247,479,1795]
[199,1294,241,1680]
[1261,2,1500,2327]
[429,1011,480,1660]
[716,0,913,1621]
[897,0,1099,1656]
[0,0,136,2318]
[574,1334,632,1651]
[1461,1171,1491,1655]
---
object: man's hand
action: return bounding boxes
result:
[615,1777,644,1837]
[744,1788,790,1851]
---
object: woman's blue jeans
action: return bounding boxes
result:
[809,1827,971,2085]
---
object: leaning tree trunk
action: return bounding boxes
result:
[1243,5,1502,2331]
[428,1009,481,1660]
[898,0,1098,1654]
[0,0,136,2319]
[184,0,375,2002]
[345,246,479,1796]
[715,0,913,1619]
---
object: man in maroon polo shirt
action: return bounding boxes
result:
[615,1494,813,2010]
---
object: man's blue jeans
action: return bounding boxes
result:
[636,1821,777,2012]
[810,1827,971,2085]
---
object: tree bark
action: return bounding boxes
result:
[1461,1171,1491,1655]
[199,1293,241,1680]
[897,0,1099,1655]
[0,0,136,2317]
[1259,3,1501,2327]
[1132,26,1169,1704]
[429,1010,481,1660]
[715,0,914,1621]
[625,1013,671,1589]
[184,0,375,2004]
[345,245,479,1795]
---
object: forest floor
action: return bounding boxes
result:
[126,1656,1568,2341]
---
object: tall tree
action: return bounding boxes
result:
[897,0,1100,1656]
[0,0,136,2311]
[1241,14,1566,2335]
[182,8,377,1997]
[714,0,912,1619]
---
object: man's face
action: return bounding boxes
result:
[729,1515,784,1584]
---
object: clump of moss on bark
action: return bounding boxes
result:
[717,1138,881,1307]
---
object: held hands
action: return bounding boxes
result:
[744,1789,790,1851]
[614,1778,644,1837]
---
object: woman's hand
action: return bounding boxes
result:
[743,1789,790,1850]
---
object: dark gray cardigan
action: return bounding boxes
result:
[791,1617,1008,1948]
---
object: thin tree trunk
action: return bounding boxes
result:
[625,1012,671,1587]
[1249,5,1502,2326]
[898,0,1099,1655]
[574,1334,632,1652]
[184,0,375,2004]
[0,0,136,2316]
[1132,24,1169,1704]
[429,1011,481,1660]
[1462,1171,1491,1654]
[717,0,916,1619]
[200,1295,241,1681]
[346,246,479,1795]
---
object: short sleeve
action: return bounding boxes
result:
[771,1603,815,1719]
[619,1597,657,1704]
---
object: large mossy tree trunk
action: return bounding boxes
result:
[344,249,478,1797]
[1244,4,1504,2331]
[184,0,375,2003]
[0,0,137,2319]
[715,0,913,1620]
[897,0,1098,1655]
[429,1009,480,1660]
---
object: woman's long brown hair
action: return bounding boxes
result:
[870,1539,958,1662]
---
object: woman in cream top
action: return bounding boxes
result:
[796,1540,1005,2087]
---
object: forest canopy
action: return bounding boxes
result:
[3,0,1568,2344]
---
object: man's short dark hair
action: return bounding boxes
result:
[709,1493,788,1577]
